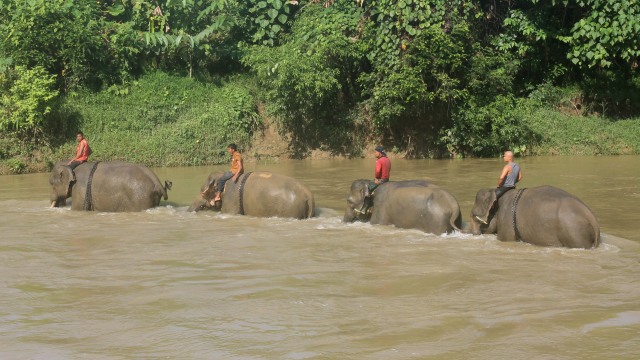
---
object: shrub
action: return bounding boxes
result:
[242,3,367,156]
[55,72,259,167]
[0,65,59,136]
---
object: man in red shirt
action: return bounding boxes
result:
[374,145,390,184]
[359,145,391,214]
[67,131,90,170]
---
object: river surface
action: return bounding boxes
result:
[0,156,639,359]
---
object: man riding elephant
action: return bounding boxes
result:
[475,150,523,224]
[49,161,171,212]
[189,171,315,219]
[210,143,243,207]
[469,185,600,248]
[344,179,462,234]
[359,145,391,215]
[67,131,91,171]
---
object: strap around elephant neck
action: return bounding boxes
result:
[83,162,101,211]
[237,172,252,215]
[511,188,526,241]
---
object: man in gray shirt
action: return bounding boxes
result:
[475,150,523,224]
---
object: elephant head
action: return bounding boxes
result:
[49,163,75,208]
[188,172,221,212]
[343,180,373,222]
[469,188,498,235]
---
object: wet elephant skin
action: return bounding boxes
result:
[344,179,462,234]
[189,171,315,219]
[468,185,600,248]
[49,161,170,212]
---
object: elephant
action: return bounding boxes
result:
[188,171,315,219]
[49,161,171,212]
[343,180,463,234]
[468,185,600,248]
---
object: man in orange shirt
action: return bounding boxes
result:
[213,143,244,203]
[67,131,91,170]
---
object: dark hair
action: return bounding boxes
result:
[228,143,237,151]
[76,131,84,137]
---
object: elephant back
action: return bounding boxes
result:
[367,180,461,234]
[238,171,315,219]
[77,161,166,211]
[494,185,600,248]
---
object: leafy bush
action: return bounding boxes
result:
[242,3,367,156]
[55,72,259,167]
[0,66,59,136]
[0,0,119,91]
[444,95,536,157]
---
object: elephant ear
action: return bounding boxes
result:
[472,188,497,218]
[200,174,218,200]
[363,184,370,198]
[51,164,73,187]
[487,188,497,205]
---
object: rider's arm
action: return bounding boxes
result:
[497,164,510,187]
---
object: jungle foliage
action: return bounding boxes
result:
[0,0,639,173]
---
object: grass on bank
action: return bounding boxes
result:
[1,72,640,175]
[527,109,640,156]
[0,72,260,174]
[64,72,260,167]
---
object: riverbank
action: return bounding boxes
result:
[3,112,639,176]
[1,73,639,175]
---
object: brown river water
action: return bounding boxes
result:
[0,156,639,359]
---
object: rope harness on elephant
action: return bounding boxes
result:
[237,172,252,215]
[354,183,377,217]
[83,162,101,211]
[511,188,526,242]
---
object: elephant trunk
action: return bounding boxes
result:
[188,197,212,212]
[50,190,66,208]
[188,198,204,212]
[343,207,356,222]
[50,198,66,208]
[468,217,483,235]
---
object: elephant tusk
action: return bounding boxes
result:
[50,201,56,208]
[353,204,371,216]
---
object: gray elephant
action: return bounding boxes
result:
[49,161,171,212]
[344,180,462,234]
[468,185,600,248]
[188,171,315,219]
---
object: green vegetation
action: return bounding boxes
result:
[0,72,259,173]
[0,0,639,174]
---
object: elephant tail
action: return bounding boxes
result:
[162,180,172,200]
[305,196,315,218]
[450,219,462,232]
[592,222,601,248]
[450,211,463,233]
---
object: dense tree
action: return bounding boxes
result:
[0,0,638,159]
